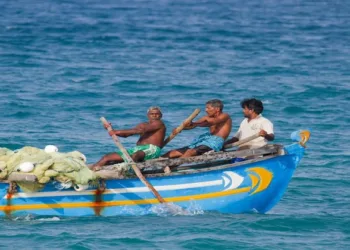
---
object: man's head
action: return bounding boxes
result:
[147,106,162,121]
[240,98,264,118]
[205,99,223,117]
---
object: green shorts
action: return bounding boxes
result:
[117,144,161,162]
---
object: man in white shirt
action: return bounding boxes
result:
[225,98,274,149]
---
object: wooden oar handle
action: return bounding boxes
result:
[163,108,201,147]
[100,116,166,203]
[224,133,260,149]
[100,117,133,163]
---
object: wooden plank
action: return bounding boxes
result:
[101,144,282,172]
[8,173,37,182]
[144,154,279,178]
[100,154,280,179]
[140,144,281,169]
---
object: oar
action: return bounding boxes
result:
[223,133,260,150]
[162,108,201,148]
[100,117,166,204]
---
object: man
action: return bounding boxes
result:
[225,98,274,149]
[163,99,232,158]
[92,106,166,170]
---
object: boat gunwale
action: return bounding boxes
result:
[143,154,280,178]
[0,144,287,184]
[117,144,286,179]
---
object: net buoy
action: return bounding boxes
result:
[74,184,89,192]
[80,153,87,163]
[44,145,58,153]
[18,162,35,173]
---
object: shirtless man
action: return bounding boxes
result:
[92,106,166,170]
[163,99,232,158]
[224,98,274,149]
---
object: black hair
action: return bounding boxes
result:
[240,98,264,114]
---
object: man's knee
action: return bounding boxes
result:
[102,154,113,162]
[192,145,212,155]
[103,153,122,163]
[183,149,198,157]
[131,151,146,162]
[169,150,185,158]
[161,151,171,158]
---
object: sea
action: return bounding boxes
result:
[0,0,349,249]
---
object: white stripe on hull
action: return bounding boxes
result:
[5,180,223,199]
[3,171,245,199]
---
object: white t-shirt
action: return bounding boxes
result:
[234,115,274,149]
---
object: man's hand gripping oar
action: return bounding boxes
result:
[162,109,201,148]
[223,133,260,150]
[100,117,189,215]
[100,117,167,204]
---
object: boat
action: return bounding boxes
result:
[0,130,310,217]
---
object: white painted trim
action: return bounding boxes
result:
[5,180,223,199]
[5,171,244,199]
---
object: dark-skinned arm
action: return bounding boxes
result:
[108,123,147,137]
[116,121,164,137]
[259,130,274,141]
[182,116,209,130]
[141,121,164,133]
[224,137,239,145]
[192,114,230,128]
[108,128,142,137]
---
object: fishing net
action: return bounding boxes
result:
[0,146,97,192]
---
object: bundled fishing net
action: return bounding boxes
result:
[0,146,98,192]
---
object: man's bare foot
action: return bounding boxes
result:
[157,157,169,160]
[91,165,102,171]
[164,166,171,174]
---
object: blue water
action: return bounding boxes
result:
[1,0,349,248]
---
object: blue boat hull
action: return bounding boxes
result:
[0,144,304,217]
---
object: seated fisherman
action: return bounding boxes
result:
[162,99,232,158]
[91,106,166,170]
[224,98,274,150]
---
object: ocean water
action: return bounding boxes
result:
[1,0,349,249]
